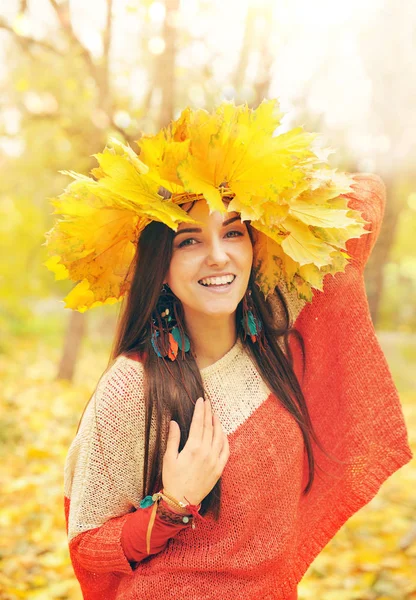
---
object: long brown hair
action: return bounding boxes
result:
[107,216,323,521]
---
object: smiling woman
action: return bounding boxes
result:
[165,200,254,369]
[45,101,412,600]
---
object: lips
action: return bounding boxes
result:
[198,275,236,286]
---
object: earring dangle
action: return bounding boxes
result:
[241,288,263,343]
[150,284,191,361]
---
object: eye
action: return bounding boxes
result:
[178,229,244,248]
[178,237,196,248]
[225,230,244,239]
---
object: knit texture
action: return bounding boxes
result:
[64,172,412,600]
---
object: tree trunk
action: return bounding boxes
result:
[53,0,114,381]
[252,7,273,107]
[233,6,256,99]
[157,0,180,127]
[57,311,87,380]
[365,175,406,326]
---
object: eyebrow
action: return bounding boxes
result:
[173,215,242,238]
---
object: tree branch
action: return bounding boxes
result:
[18,106,135,145]
[103,0,113,66]
[47,0,97,80]
[0,18,64,56]
[156,0,180,127]
[233,5,255,96]
[99,0,114,114]
[48,0,78,42]
[2,1,138,146]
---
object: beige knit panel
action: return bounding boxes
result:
[64,356,158,543]
[200,339,271,435]
[64,341,271,542]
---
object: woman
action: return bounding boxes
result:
[46,101,412,599]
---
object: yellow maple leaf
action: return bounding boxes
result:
[176,100,316,212]
[43,255,69,280]
[252,230,287,299]
[45,102,372,309]
[44,198,141,309]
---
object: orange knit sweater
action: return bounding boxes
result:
[64,173,412,599]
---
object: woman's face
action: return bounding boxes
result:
[165,199,253,319]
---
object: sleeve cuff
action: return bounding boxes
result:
[121,503,191,563]
[70,513,135,575]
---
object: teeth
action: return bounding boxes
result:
[199,275,235,286]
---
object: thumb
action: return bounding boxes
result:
[165,420,180,458]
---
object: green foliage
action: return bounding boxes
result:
[379,207,416,331]
[0,43,106,336]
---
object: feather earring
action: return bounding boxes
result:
[241,288,263,343]
[150,284,191,361]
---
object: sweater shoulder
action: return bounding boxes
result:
[349,171,386,192]
[69,355,147,457]
[92,354,146,413]
[100,353,145,389]
[349,172,386,223]
[64,355,149,528]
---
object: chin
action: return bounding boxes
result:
[198,301,239,316]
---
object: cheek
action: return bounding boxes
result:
[239,238,254,268]
[167,252,197,284]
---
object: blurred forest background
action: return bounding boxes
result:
[0,0,415,598]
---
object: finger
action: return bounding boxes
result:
[202,396,213,446]
[187,397,205,444]
[165,420,180,460]
[218,431,230,467]
[212,413,224,452]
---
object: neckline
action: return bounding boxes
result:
[119,338,245,375]
[199,337,244,378]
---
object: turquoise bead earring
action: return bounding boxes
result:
[241,287,263,343]
[150,283,191,360]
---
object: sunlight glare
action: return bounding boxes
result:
[148,36,166,55]
[148,2,166,23]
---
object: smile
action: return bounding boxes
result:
[198,274,236,286]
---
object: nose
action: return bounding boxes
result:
[205,236,229,266]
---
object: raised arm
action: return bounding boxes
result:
[343,172,387,273]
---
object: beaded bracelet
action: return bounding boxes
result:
[140,489,207,552]
[157,500,195,527]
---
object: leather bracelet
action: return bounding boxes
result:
[157,500,195,528]
[161,489,202,513]
[158,492,194,515]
